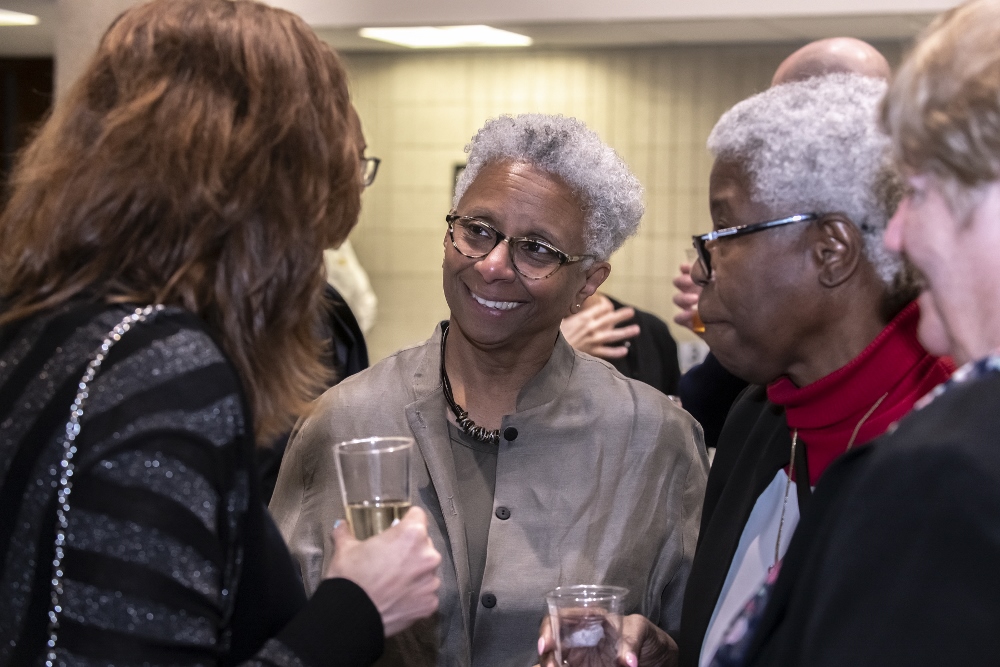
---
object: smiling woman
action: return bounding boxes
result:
[270,113,709,667]
[442,159,606,371]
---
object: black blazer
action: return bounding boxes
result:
[743,371,1000,666]
[678,386,800,667]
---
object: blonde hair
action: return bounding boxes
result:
[882,0,1000,193]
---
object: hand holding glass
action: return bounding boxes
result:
[334,437,413,539]
[546,585,628,666]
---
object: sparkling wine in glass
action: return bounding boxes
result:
[334,436,413,539]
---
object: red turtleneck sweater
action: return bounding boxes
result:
[767,301,955,486]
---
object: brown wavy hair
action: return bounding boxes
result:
[0,0,362,445]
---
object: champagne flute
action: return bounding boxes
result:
[334,436,413,539]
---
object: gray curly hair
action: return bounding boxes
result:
[707,73,904,286]
[453,114,644,261]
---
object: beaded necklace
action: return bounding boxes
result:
[439,322,501,446]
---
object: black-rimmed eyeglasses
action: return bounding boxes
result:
[692,213,819,278]
[446,215,591,280]
[361,157,381,187]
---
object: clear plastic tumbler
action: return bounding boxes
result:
[545,585,629,666]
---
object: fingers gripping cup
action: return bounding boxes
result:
[334,437,413,539]
[546,585,628,666]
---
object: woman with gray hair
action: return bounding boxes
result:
[724,2,1000,664]
[629,73,954,667]
[270,113,707,667]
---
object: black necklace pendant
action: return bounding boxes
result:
[440,322,501,446]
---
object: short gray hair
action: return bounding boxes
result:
[453,114,644,261]
[707,73,903,285]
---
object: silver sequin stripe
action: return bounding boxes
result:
[46,304,164,667]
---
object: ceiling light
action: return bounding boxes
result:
[0,9,39,26]
[359,25,532,49]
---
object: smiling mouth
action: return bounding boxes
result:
[471,290,523,311]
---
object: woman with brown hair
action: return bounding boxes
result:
[0,1,439,665]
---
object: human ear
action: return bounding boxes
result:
[813,215,863,288]
[576,261,611,303]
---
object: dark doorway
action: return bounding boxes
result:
[1,57,54,192]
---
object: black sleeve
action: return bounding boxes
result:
[677,385,785,667]
[229,503,385,667]
[44,427,384,667]
[278,578,384,667]
[678,353,749,449]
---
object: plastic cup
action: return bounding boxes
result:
[545,585,628,666]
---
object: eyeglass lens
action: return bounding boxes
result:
[361,157,380,187]
[694,238,711,276]
[452,218,563,279]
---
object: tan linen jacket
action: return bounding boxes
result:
[269,325,708,667]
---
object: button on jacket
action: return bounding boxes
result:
[269,324,708,667]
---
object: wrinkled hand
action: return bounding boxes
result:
[618,614,678,667]
[562,296,640,360]
[537,614,678,667]
[672,263,702,333]
[325,506,442,637]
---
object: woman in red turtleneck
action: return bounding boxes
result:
[666,73,955,667]
[684,297,953,667]
[767,300,951,488]
[540,70,956,667]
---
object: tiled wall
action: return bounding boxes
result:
[341,42,903,362]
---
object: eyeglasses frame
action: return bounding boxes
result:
[445,214,591,280]
[692,213,819,278]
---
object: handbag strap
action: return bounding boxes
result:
[45,304,164,667]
